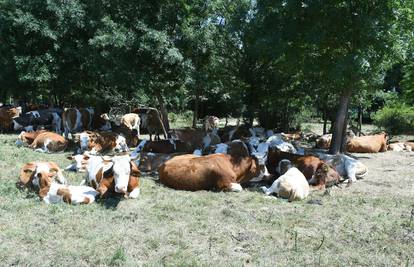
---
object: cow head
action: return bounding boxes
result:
[66,152,90,172]
[114,135,129,152]
[277,159,293,175]
[18,162,62,190]
[310,162,341,188]
[102,155,131,194]
[78,132,93,152]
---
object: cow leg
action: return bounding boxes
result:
[149,134,152,141]
[261,179,280,196]
[97,185,109,198]
[128,187,140,198]
[217,175,243,192]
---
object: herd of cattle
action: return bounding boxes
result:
[1,104,412,205]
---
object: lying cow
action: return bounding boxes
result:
[17,161,66,190]
[159,141,266,191]
[267,150,341,189]
[13,109,62,133]
[388,142,413,152]
[75,131,129,154]
[261,159,310,201]
[62,108,94,138]
[28,131,68,153]
[15,130,47,146]
[314,152,368,184]
[35,169,98,204]
[346,132,388,153]
[83,154,141,198]
[92,112,112,131]
[132,139,191,155]
[315,134,332,149]
[137,152,184,173]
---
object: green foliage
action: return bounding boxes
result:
[373,103,414,134]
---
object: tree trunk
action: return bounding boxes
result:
[155,91,170,133]
[192,95,199,128]
[322,104,328,134]
[329,89,352,154]
[358,107,362,136]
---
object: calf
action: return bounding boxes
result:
[17,162,66,190]
[75,131,128,154]
[29,131,68,153]
[315,134,332,149]
[35,171,98,204]
[346,132,388,153]
[261,160,309,202]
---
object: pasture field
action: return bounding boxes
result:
[0,130,413,266]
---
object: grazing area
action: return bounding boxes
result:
[0,132,412,266]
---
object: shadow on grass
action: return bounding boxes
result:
[98,193,124,209]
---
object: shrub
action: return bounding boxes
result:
[373,103,414,134]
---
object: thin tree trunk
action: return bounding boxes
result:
[340,112,349,153]
[155,91,170,134]
[329,89,352,154]
[358,107,362,136]
[192,95,199,128]
[323,104,328,134]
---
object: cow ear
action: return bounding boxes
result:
[130,161,140,177]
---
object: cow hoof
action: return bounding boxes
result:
[129,188,140,199]
[260,186,268,194]
[230,183,243,192]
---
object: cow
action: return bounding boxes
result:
[346,132,388,153]
[267,150,341,189]
[17,162,66,190]
[388,142,413,152]
[120,113,140,137]
[35,170,98,204]
[75,131,129,154]
[83,154,141,198]
[15,130,47,146]
[13,109,62,133]
[66,152,90,172]
[136,152,185,173]
[146,108,167,140]
[315,134,332,149]
[112,123,139,147]
[92,112,112,131]
[62,108,94,138]
[170,128,206,151]
[28,131,68,153]
[159,141,267,192]
[314,152,368,184]
[132,139,191,154]
[261,159,310,201]
[0,105,22,132]
[204,116,220,132]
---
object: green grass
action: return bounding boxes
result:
[0,133,413,266]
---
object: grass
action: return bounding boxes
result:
[0,130,413,266]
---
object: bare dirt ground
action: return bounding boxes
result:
[0,127,413,266]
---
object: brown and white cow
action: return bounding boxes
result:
[146,108,167,140]
[27,131,68,153]
[346,132,388,153]
[159,141,266,192]
[17,161,66,190]
[315,134,332,149]
[267,150,341,189]
[62,108,94,138]
[83,154,141,198]
[75,131,128,154]
[0,105,22,131]
[120,113,140,136]
[15,130,47,146]
[91,112,111,131]
[35,170,98,204]
[388,141,413,152]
